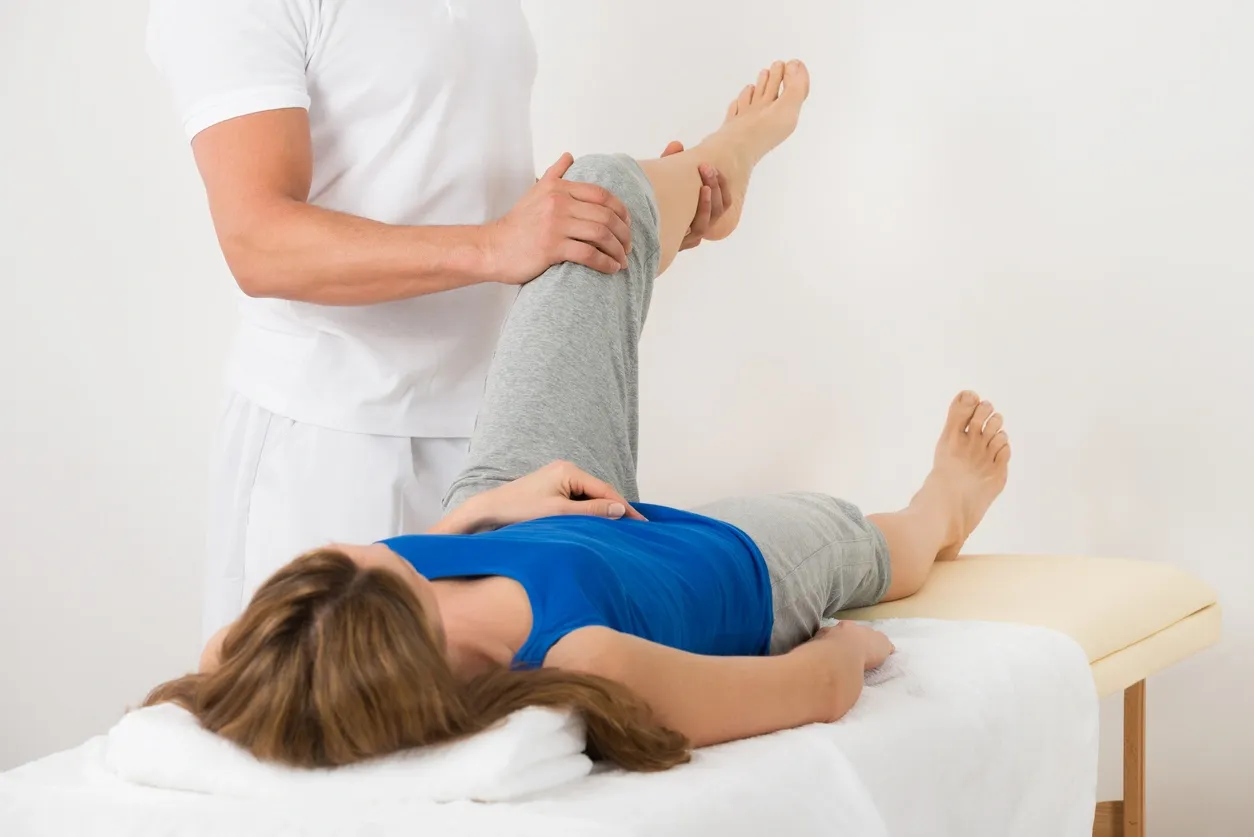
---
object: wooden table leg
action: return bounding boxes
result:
[1124,680,1146,837]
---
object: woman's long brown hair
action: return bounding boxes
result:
[144,549,690,772]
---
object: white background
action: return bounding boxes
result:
[1,0,1251,832]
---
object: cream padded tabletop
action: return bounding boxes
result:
[839,555,1220,695]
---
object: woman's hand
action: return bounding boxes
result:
[814,622,895,671]
[785,621,895,725]
[486,154,634,283]
[431,461,646,534]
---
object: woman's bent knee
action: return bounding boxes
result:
[565,154,661,266]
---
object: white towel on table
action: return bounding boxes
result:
[513,618,1097,837]
[103,702,591,803]
[5,618,1099,837]
[831,619,1099,837]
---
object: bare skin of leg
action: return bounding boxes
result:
[868,391,1012,602]
[636,59,810,274]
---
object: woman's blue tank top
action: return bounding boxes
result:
[380,504,773,666]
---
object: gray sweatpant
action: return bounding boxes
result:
[444,154,891,655]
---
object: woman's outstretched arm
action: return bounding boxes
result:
[545,621,890,747]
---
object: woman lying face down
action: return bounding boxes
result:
[145,61,1011,771]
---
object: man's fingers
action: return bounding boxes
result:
[565,181,631,230]
[559,240,621,275]
[661,140,685,158]
[677,165,725,252]
[679,185,713,251]
[542,152,575,181]
[710,168,729,218]
[568,201,631,256]
[563,220,627,268]
[690,185,713,234]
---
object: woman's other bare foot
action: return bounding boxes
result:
[913,391,1011,562]
[700,60,811,240]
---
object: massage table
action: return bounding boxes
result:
[0,554,1220,837]
[840,554,1222,837]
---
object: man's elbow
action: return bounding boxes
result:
[217,233,279,299]
[232,268,276,299]
[215,201,307,299]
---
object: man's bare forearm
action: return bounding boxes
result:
[219,198,503,306]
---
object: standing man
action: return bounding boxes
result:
[147,0,727,641]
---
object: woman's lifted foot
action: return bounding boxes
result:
[913,391,1011,562]
[699,59,811,241]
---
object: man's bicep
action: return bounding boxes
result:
[192,108,314,214]
[150,0,316,237]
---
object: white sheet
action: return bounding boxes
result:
[0,618,1098,837]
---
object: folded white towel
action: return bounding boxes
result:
[103,702,592,802]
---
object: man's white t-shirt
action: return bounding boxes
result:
[148,0,537,437]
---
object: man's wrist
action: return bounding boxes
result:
[411,223,500,287]
[459,223,501,285]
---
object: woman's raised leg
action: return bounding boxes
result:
[443,61,811,509]
[442,154,659,508]
[640,59,810,273]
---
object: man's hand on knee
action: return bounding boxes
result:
[486,153,633,284]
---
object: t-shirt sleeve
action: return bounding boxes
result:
[146,0,314,140]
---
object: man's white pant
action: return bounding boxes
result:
[204,392,468,642]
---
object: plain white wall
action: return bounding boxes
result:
[2,0,1251,831]
[1,0,233,765]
